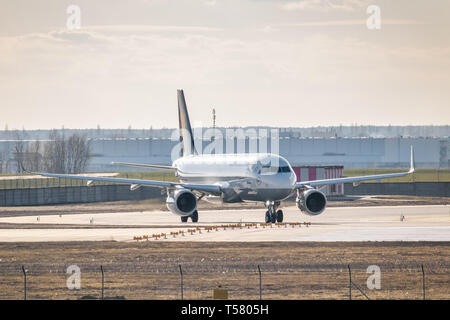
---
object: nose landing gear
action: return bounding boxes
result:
[264,201,283,223]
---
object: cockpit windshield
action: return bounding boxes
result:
[257,157,292,175]
[277,166,291,173]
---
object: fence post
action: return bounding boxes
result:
[179,265,184,300]
[350,279,370,300]
[347,265,352,300]
[100,265,104,300]
[421,265,426,300]
[22,265,27,300]
[257,265,262,300]
[347,264,370,300]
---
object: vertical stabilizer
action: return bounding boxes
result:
[177,89,197,157]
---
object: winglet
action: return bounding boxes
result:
[409,145,415,174]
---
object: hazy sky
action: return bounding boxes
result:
[1,0,449,129]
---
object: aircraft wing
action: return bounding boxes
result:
[111,162,177,171]
[296,146,415,189]
[34,172,222,195]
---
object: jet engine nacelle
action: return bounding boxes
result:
[296,189,327,216]
[166,189,197,216]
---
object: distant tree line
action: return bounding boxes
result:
[12,130,91,174]
[1,125,449,141]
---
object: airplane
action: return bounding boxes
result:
[33,89,416,223]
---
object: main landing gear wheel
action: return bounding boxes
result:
[181,210,198,223]
[270,211,277,223]
[190,210,199,223]
[265,211,271,223]
[276,210,283,223]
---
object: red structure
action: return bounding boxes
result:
[292,165,344,196]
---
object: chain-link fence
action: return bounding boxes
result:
[1,263,448,300]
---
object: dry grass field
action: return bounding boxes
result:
[0,241,448,300]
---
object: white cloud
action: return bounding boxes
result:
[270,19,427,28]
[0,7,449,129]
[203,0,217,6]
[281,0,368,12]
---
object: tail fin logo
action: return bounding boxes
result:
[177,89,197,157]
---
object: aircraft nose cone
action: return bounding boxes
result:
[290,172,297,187]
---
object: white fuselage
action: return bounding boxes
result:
[172,153,297,203]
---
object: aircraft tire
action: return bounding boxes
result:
[276,210,283,223]
[191,210,199,223]
[270,212,277,223]
[181,216,189,223]
[265,211,271,223]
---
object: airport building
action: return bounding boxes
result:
[0,136,448,173]
[87,136,448,171]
